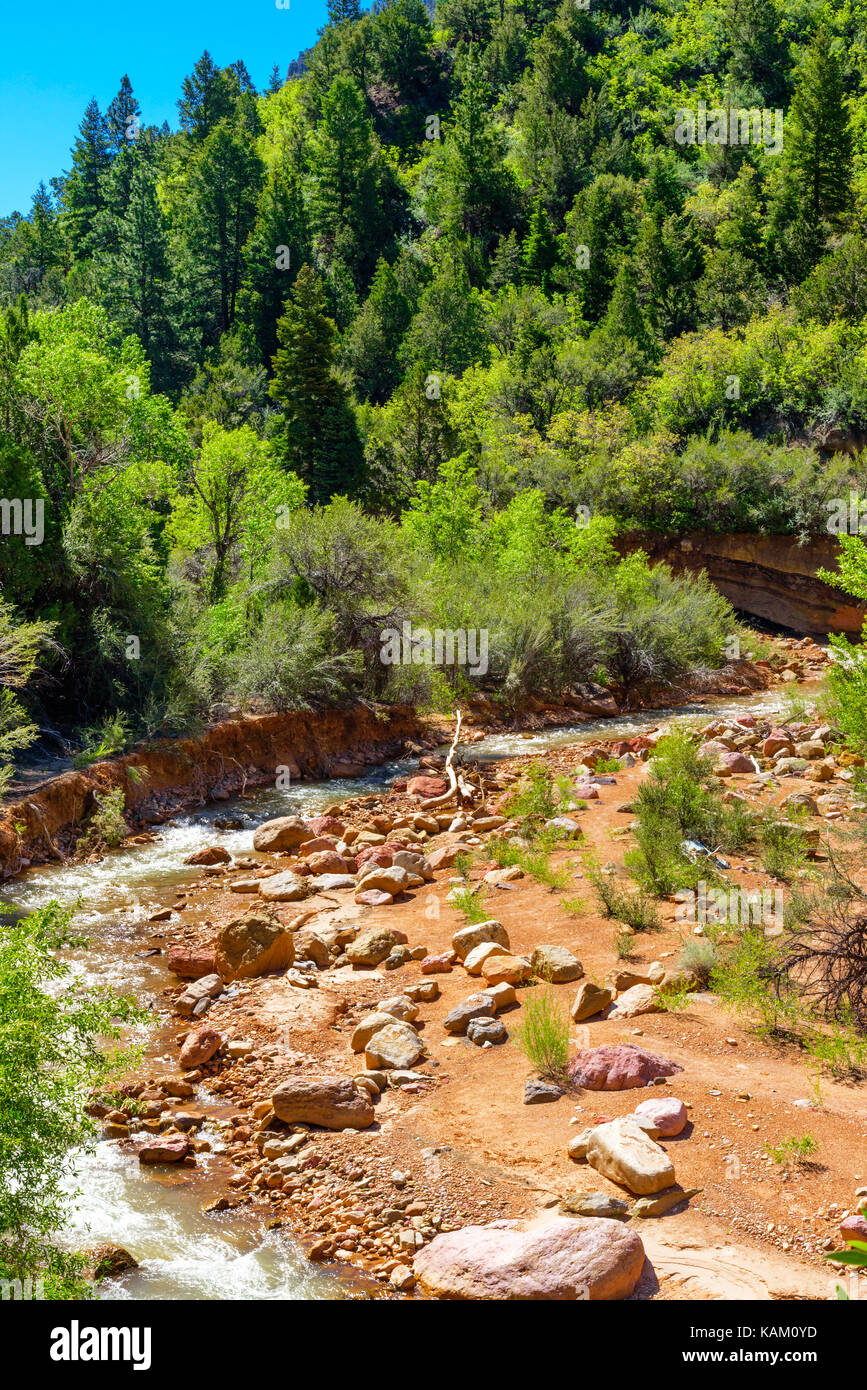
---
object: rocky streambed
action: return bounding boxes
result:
[6,640,866,1301]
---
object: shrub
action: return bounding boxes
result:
[513,987,570,1079]
[764,1135,818,1165]
[678,936,718,986]
[591,873,660,931]
[77,789,129,853]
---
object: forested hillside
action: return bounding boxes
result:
[4,0,867,763]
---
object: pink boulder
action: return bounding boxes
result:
[421,953,454,974]
[568,1044,682,1091]
[305,850,348,875]
[633,1097,688,1136]
[840,1214,867,1244]
[138,1134,191,1164]
[179,1026,222,1068]
[167,947,217,979]
[306,816,345,837]
[719,751,756,773]
[763,730,795,758]
[407,775,449,800]
[354,888,394,907]
[298,836,338,855]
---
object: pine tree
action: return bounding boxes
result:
[521,195,558,291]
[266,64,283,95]
[26,183,63,281]
[307,75,383,278]
[106,75,141,157]
[177,52,233,141]
[784,26,852,224]
[64,98,111,255]
[269,264,365,501]
[100,158,171,375]
[327,0,361,21]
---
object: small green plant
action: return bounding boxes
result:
[591,873,661,931]
[559,896,585,917]
[453,851,474,880]
[513,987,570,1079]
[450,883,490,925]
[656,980,693,1011]
[678,936,718,986]
[504,765,558,825]
[759,816,809,882]
[488,830,569,890]
[764,1134,818,1165]
[594,755,624,773]
[77,789,129,854]
[72,713,131,768]
[614,929,635,959]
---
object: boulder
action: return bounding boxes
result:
[467,1016,508,1045]
[350,1012,395,1052]
[763,731,795,759]
[585,1117,676,1195]
[391,850,433,880]
[167,946,217,979]
[571,981,613,1022]
[406,980,440,1002]
[407,775,449,799]
[443,993,494,1034]
[524,1079,564,1104]
[214,913,295,980]
[378,994,419,1023]
[484,865,524,885]
[427,843,473,871]
[480,953,532,985]
[314,874,357,891]
[293,928,330,968]
[271,1076,374,1130]
[532,944,583,983]
[420,953,454,973]
[841,1214,867,1244]
[355,889,394,907]
[346,926,405,966]
[87,1244,139,1279]
[607,984,660,1019]
[179,1025,222,1068]
[356,865,413,896]
[482,981,517,1011]
[413,1216,645,1300]
[560,1192,630,1220]
[464,941,510,975]
[258,871,309,902]
[608,964,665,991]
[252,815,311,852]
[364,1022,425,1070]
[305,850,348,876]
[452,919,510,961]
[176,972,224,1016]
[306,815,345,837]
[633,1097,688,1137]
[138,1135,191,1164]
[184,845,231,866]
[546,816,582,839]
[718,751,756,774]
[568,1044,682,1091]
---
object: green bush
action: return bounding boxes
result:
[513,987,570,1079]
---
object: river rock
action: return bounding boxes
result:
[177,972,224,1016]
[560,1192,630,1220]
[293,928,330,968]
[718,751,756,774]
[407,775,449,799]
[391,850,433,880]
[306,815,345,837]
[482,981,516,1011]
[167,947,217,979]
[568,1044,682,1091]
[214,913,295,980]
[315,874,357,891]
[252,815,311,852]
[524,1079,564,1104]
[258,871,309,903]
[179,1025,222,1067]
[87,1244,139,1279]
[350,1012,395,1052]
[346,926,406,966]
[444,994,494,1034]
[413,1216,645,1300]
[271,1076,374,1130]
[480,953,532,985]
[585,1117,675,1195]
[532,944,583,983]
[463,941,509,975]
[427,843,473,871]
[420,952,454,973]
[763,731,795,758]
[546,816,582,839]
[305,850,348,875]
[632,1187,700,1218]
[467,1016,508,1045]
[633,1097,688,1137]
[356,865,413,896]
[840,1214,867,1243]
[138,1134,191,1164]
[571,981,613,1021]
[607,984,660,1019]
[406,980,440,1002]
[378,994,419,1022]
[452,920,510,961]
[355,888,394,906]
[364,1022,425,1070]
[184,845,231,866]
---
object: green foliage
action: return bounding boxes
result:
[0,902,147,1296]
[78,788,129,852]
[513,986,570,1079]
[678,935,718,986]
[590,873,660,932]
[450,883,490,924]
[764,1134,819,1166]
[72,714,131,768]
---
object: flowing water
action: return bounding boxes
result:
[2,687,796,1300]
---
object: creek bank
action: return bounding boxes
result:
[91,671,867,1302]
[1,635,828,880]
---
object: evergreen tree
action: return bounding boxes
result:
[521,195,558,291]
[99,158,172,382]
[783,26,852,225]
[64,98,111,255]
[177,51,234,141]
[106,75,141,156]
[266,64,283,95]
[306,75,384,279]
[26,183,64,282]
[269,264,365,500]
[327,0,361,20]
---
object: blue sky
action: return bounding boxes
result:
[1,0,328,217]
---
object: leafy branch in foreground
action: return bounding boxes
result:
[0,902,148,1297]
